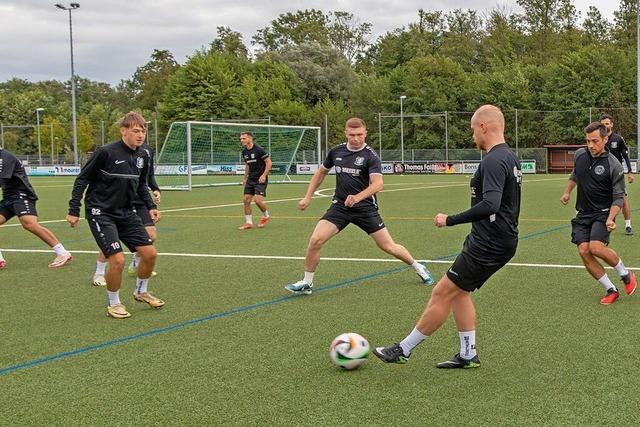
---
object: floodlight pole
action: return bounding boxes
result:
[400,95,406,163]
[36,108,45,165]
[55,3,80,165]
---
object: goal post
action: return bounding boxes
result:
[156,121,322,190]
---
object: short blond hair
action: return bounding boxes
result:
[345,117,367,129]
[118,112,147,130]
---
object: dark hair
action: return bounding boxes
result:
[345,117,367,129]
[118,111,147,130]
[599,113,614,122]
[240,131,253,138]
[583,121,608,137]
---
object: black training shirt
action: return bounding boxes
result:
[570,148,625,215]
[68,140,156,217]
[242,144,269,181]
[0,149,38,200]
[605,133,632,173]
[447,143,521,249]
[322,143,382,208]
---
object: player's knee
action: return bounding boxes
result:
[20,219,39,233]
[243,195,252,203]
[588,242,606,257]
[578,243,592,258]
[108,253,126,270]
[308,235,326,250]
[138,246,157,261]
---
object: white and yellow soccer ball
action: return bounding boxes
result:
[329,332,370,370]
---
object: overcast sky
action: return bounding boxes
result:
[0,0,621,86]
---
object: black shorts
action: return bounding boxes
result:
[0,196,38,220]
[244,180,267,197]
[446,240,516,292]
[321,203,385,235]
[571,214,610,245]
[86,210,153,257]
[133,204,155,227]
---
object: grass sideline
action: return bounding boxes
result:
[1,174,639,425]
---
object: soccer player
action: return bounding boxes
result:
[373,105,521,368]
[238,131,271,230]
[67,112,164,319]
[560,121,636,305]
[92,142,161,286]
[0,147,73,269]
[284,117,433,295]
[600,114,634,235]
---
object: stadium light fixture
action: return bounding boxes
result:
[36,108,45,165]
[400,95,407,164]
[54,2,80,165]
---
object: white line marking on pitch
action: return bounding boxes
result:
[0,248,635,271]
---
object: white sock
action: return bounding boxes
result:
[410,261,423,272]
[304,271,314,284]
[130,253,140,269]
[459,330,477,359]
[625,219,632,228]
[262,210,269,218]
[107,290,121,306]
[52,243,68,256]
[245,214,253,224]
[399,327,428,356]
[597,274,617,292]
[135,277,149,295]
[95,261,107,276]
[614,260,629,278]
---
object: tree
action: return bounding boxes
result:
[266,42,356,105]
[211,27,249,59]
[582,6,610,43]
[328,11,372,63]
[253,9,330,51]
[612,0,637,48]
[128,49,180,111]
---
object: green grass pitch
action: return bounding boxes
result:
[1,174,638,425]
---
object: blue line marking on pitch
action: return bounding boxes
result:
[0,222,569,377]
[0,265,408,377]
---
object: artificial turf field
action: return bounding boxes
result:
[1,174,639,425]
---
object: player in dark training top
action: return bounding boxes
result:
[601,114,634,235]
[67,112,164,319]
[561,121,636,305]
[238,131,272,230]
[374,105,521,369]
[284,117,434,295]
[0,148,73,269]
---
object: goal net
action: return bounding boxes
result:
[156,121,321,190]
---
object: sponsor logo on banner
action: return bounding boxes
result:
[296,163,319,175]
[381,163,393,174]
[520,161,536,174]
[462,163,479,174]
[156,164,207,175]
[207,165,237,175]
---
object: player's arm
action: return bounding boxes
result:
[147,150,161,203]
[298,166,329,210]
[620,138,634,182]
[137,156,157,212]
[67,149,107,225]
[607,162,626,230]
[0,152,17,179]
[259,156,272,184]
[242,161,249,185]
[345,174,383,208]
[560,176,577,205]
[440,159,507,227]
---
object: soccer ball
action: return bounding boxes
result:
[329,332,370,370]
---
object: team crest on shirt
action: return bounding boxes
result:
[354,156,364,166]
[136,157,144,169]
[251,153,255,159]
[611,141,618,149]
[594,165,605,175]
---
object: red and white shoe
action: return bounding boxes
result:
[623,271,637,296]
[600,289,620,305]
[238,223,253,230]
[48,253,73,268]
[0,259,6,269]
[257,216,270,228]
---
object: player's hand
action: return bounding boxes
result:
[344,195,359,207]
[150,209,161,224]
[433,213,448,228]
[560,193,570,205]
[258,176,266,184]
[152,190,161,204]
[627,174,634,184]
[298,197,311,211]
[66,214,80,228]
[606,219,616,231]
